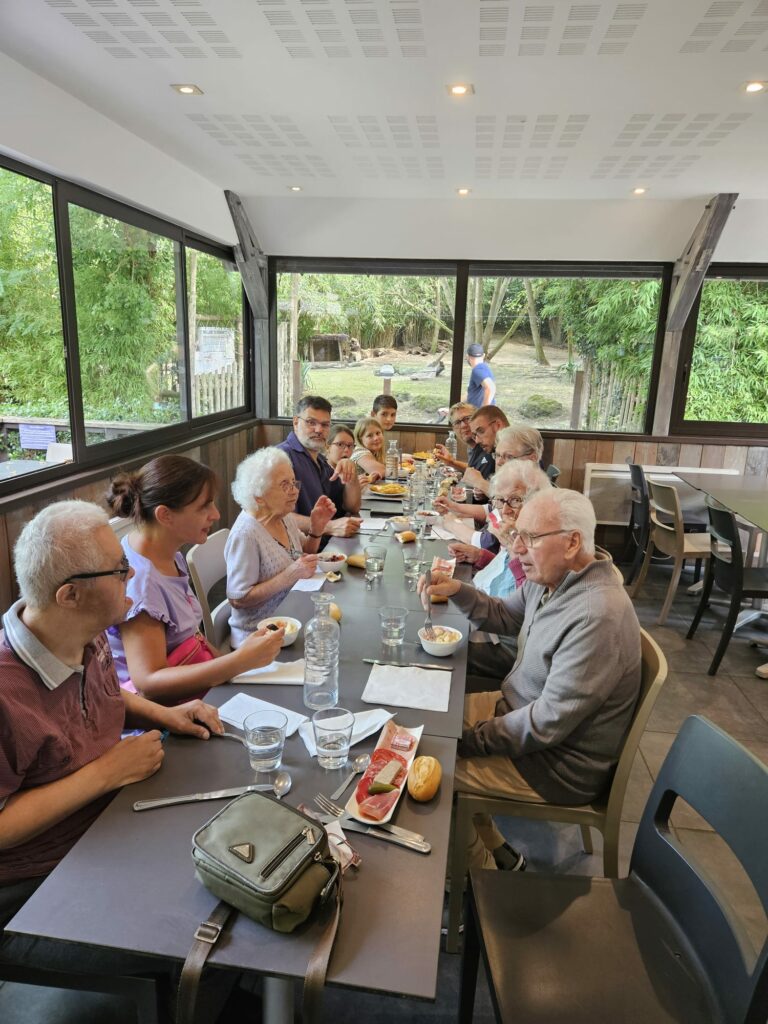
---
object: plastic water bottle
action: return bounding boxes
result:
[303,593,340,710]
[385,439,400,481]
[445,431,458,461]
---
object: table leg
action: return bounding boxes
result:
[263,975,294,1024]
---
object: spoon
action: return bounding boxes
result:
[329,753,371,801]
[132,770,292,811]
[272,770,292,800]
[212,730,247,746]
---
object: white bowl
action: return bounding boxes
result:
[257,616,302,647]
[415,510,440,525]
[418,625,463,657]
[388,515,411,532]
[318,552,347,571]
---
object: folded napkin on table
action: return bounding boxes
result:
[359,519,389,532]
[291,576,326,592]
[298,707,394,757]
[361,665,452,713]
[232,658,305,685]
[218,692,307,737]
[430,525,457,541]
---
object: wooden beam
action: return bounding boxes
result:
[225,190,268,320]
[652,192,737,437]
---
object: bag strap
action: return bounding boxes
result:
[177,901,233,1024]
[303,866,343,1024]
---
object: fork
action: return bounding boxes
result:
[313,793,425,843]
[422,568,436,640]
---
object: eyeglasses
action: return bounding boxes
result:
[496,450,534,465]
[492,496,524,511]
[507,528,571,548]
[451,415,472,427]
[279,479,302,494]
[297,416,331,432]
[63,555,131,586]
[329,440,354,451]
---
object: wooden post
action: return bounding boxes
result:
[570,370,584,429]
[382,377,392,396]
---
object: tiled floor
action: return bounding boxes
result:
[2,560,767,1022]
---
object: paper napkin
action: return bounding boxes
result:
[298,707,394,757]
[232,659,305,685]
[361,664,452,713]
[217,693,307,737]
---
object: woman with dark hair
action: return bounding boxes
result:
[106,454,284,704]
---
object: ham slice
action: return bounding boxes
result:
[354,748,408,806]
[358,790,400,821]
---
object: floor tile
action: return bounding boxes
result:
[647,671,768,743]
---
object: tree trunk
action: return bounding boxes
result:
[473,278,483,347]
[482,277,511,346]
[566,327,574,365]
[431,279,441,353]
[486,311,526,361]
[548,315,562,348]
[523,279,549,366]
[187,249,198,416]
[289,273,300,409]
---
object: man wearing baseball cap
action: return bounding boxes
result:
[466,343,496,408]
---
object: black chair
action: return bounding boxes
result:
[687,501,768,676]
[545,464,560,486]
[459,715,768,1024]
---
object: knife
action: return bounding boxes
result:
[133,784,269,812]
[362,658,452,671]
[316,811,425,844]
[341,819,431,854]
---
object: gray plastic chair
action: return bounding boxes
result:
[187,528,230,644]
[459,715,768,1024]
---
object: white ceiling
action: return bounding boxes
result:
[1,0,767,207]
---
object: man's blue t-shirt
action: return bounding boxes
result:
[467,362,495,407]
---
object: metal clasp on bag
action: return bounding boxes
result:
[194,920,223,944]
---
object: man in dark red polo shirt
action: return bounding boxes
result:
[0,500,223,972]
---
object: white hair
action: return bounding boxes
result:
[496,424,544,460]
[490,460,550,499]
[231,447,292,513]
[14,500,110,609]
[525,488,596,555]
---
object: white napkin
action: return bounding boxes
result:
[232,659,305,685]
[292,576,326,592]
[431,525,457,541]
[359,519,389,532]
[218,692,307,737]
[298,707,394,757]
[361,665,452,713]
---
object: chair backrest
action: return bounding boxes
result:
[210,598,232,652]
[108,515,133,542]
[627,463,649,532]
[45,441,73,463]
[545,464,560,486]
[631,715,768,1024]
[187,528,229,643]
[603,628,668,825]
[706,500,743,595]
[647,478,684,557]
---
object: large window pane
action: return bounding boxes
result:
[461,276,661,432]
[275,272,454,424]
[69,205,183,445]
[684,278,768,425]
[187,248,245,417]
[0,166,71,482]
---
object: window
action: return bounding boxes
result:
[676,273,768,431]
[461,272,663,432]
[274,266,455,425]
[0,165,71,482]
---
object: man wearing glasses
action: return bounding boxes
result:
[278,395,362,538]
[421,488,641,873]
[0,501,223,955]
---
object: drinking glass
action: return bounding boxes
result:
[364,545,386,579]
[403,554,424,591]
[451,484,468,503]
[313,707,354,769]
[379,605,408,646]
[244,710,287,771]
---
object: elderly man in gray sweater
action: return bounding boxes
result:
[421,488,641,871]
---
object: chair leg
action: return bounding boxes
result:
[579,824,593,855]
[602,821,620,879]
[629,537,654,599]
[687,564,714,640]
[446,794,474,954]
[657,553,683,625]
[708,589,743,676]
[693,558,702,584]
[458,885,481,1024]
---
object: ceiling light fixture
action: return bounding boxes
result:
[288,185,302,192]
[171,84,203,95]
[744,81,765,93]
[457,187,471,196]
[632,187,647,195]
[447,83,475,96]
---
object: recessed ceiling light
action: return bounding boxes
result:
[457,187,471,196]
[744,81,765,93]
[288,185,302,192]
[447,83,475,96]
[632,187,647,195]
[171,84,203,96]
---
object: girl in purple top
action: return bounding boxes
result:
[106,455,285,704]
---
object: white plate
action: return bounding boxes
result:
[345,719,423,825]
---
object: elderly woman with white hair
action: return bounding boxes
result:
[225,447,336,647]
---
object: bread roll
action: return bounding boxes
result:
[430,594,448,604]
[407,756,442,802]
[347,553,366,569]
[396,530,417,544]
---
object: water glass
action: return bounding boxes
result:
[451,484,468,503]
[403,554,424,591]
[365,545,386,579]
[313,707,354,770]
[244,710,287,771]
[379,605,408,646]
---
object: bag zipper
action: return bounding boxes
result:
[260,826,316,879]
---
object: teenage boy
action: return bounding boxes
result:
[371,394,398,433]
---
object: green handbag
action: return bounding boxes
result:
[178,791,342,1024]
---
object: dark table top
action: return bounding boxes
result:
[674,472,768,534]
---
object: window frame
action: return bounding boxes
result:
[669,263,768,440]
[0,155,252,497]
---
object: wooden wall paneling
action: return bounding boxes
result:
[595,440,615,465]
[571,439,597,493]
[0,514,13,614]
[542,438,555,468]
[551,438,575,488]
[679,444,703,467]
[745,447,768,477]
[722,446,748,474]
[700,446,725,469]
[633,442,658,466]
[610,440,635,466]
[656,443,681,467]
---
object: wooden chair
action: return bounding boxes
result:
[630,478,710,624]
[687,501,768,675]
[459,716,768,1024]
[187,528,229,644]
[445,629,668,953]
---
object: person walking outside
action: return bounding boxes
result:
[465,343,496,408]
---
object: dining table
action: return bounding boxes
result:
[7,519,471,1024]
